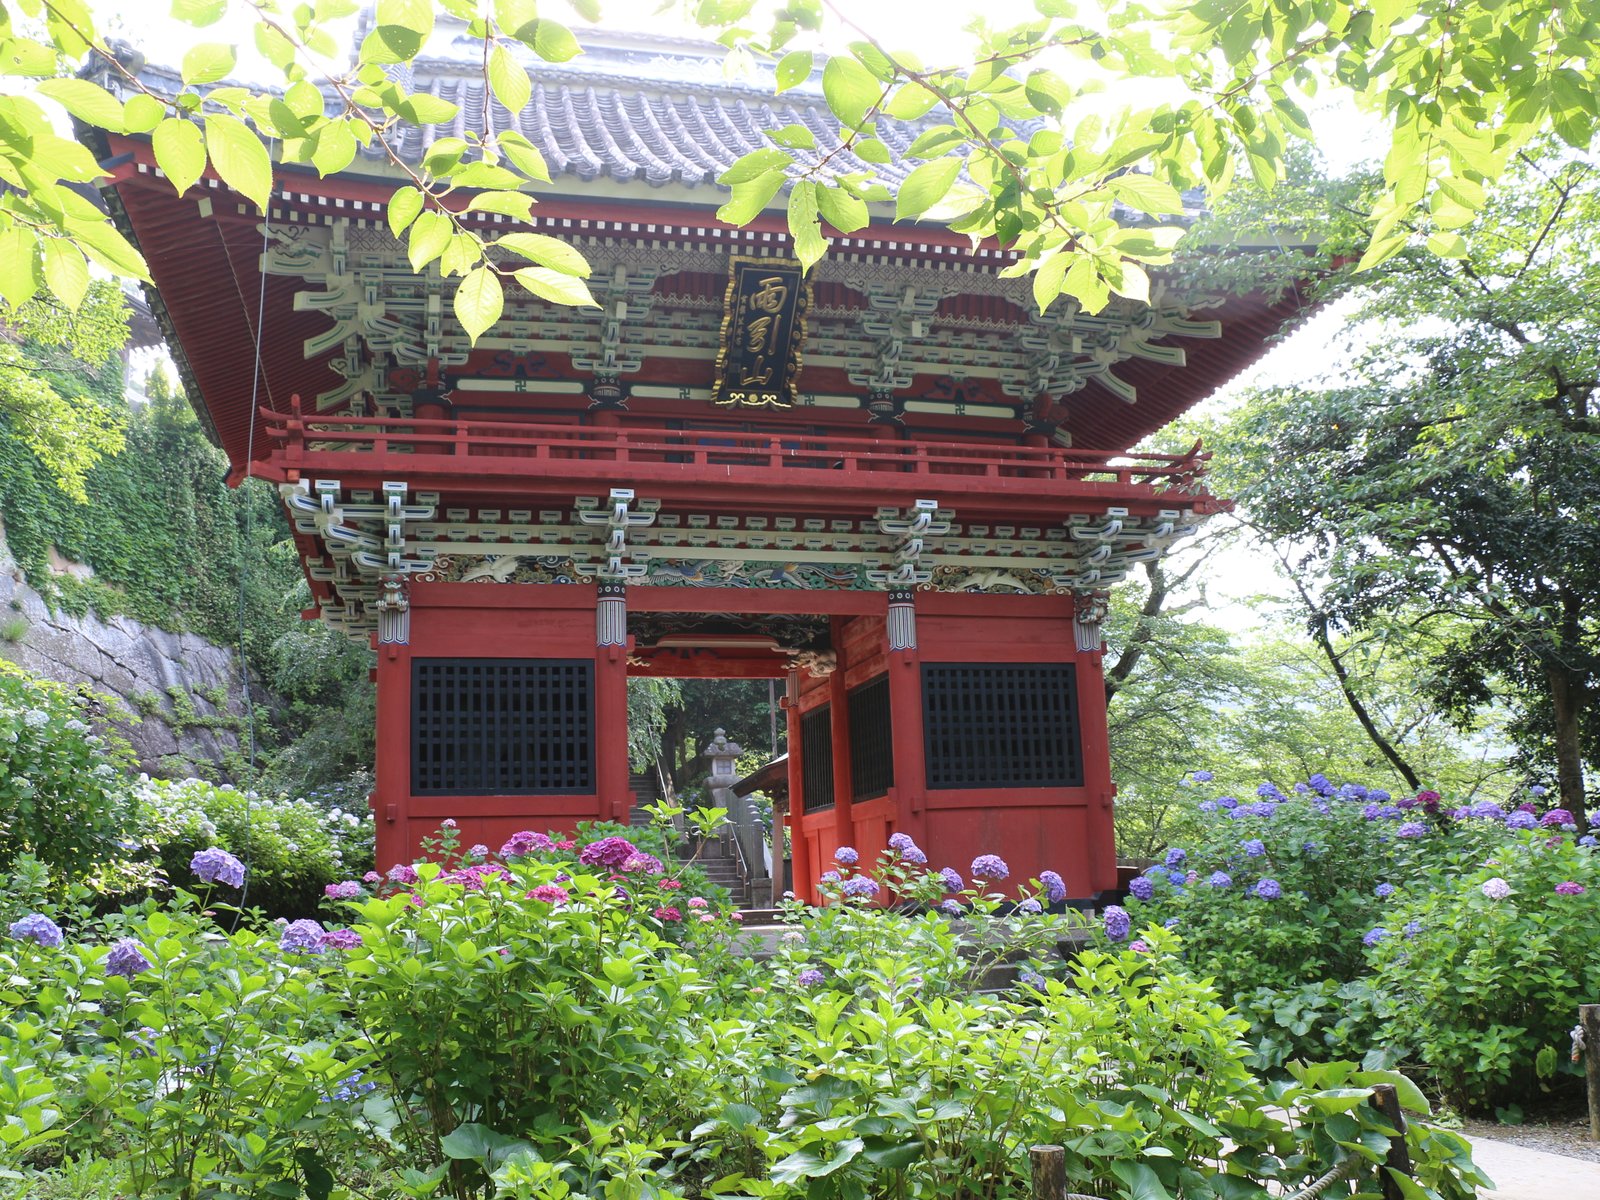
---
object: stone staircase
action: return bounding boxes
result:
[627,770,659,827]
[680,836,750,909]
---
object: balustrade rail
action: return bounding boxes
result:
[260,403,1212,492]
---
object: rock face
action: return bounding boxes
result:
[0,528,254,777]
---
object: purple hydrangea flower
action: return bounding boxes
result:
[888,833,917,853]
[1208,871,1232,889]
[8,913,63,948]
[1217,795,1240,810]
[621,852,664,875]
[1362,927,1389,947]
[1252,878,1283,900]
[834,846,859,865]
[279,919,327,955]
[106,938,153,977]
[1581,835,1598,848]
[1481,877,1512,900]
[1162,917,1180,930]
[1198,800,1218,813]
[1242,839,1265,858]
[387,863,419,885]
[1541,809,1576,828]
[1019,966,1047,990]
[1017,898,1043,914]
[1165,848,1187,868]
[1128,876,1155,902]
[971,854,1009,881]
[1257,783,1285,800]
[501,830,555,857]
[1340,783,1368,801]
[1361,803,1384,821]
[938,867,963,892]
[1375,883,1395,898]
[939,899,964,916]
[1555,881,1586,896]
[1039,870,1067,903]
[900,845,928,865]
[579,836,638,869]
[820,870,842,884]
[1191,770,1215,783]
[796,968,825,987]
[841,876,880,900]
[190,848,245,888]
[324,880,363,900]
[1103,905,1131,941]
[1530,785,1548,797]
[320,928,362,951]
[1306,774,1335,796]
[1403,921,1422,938]
[1369,789,1392,803]
[1293,783,1310,794]
[1395,822,1428,839]
[1505,811,1537,831]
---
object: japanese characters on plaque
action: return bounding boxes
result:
[711,256,810,408]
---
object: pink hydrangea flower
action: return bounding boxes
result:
[501,830,555,857]
[687,897,708,909]
[1130,939,1151,954]
[653,906,682,922]
[528,884,570,903]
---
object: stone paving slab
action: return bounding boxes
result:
[1466,1134,1600,1199]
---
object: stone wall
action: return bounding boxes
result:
[0,520,254,776]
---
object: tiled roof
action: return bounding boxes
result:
[372,26,955,190]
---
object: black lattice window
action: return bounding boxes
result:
[800,704,835,813]
[848,674,894,801]
[921,663,1082,789]
[412,659,594,795]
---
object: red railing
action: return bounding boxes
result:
[259,404,1211,492]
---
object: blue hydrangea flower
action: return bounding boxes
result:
[841,876,880,900]
[1242,839,1265,858]
[834,847,859,865]
[820,870,842,884]
[1162,917,1180,930]
[888,832,916,853]
[1103,905,1131,941]
[1198,800,1218,813]
[1293,782,1310,793]
[8,913,63,948]
[1306,774,1335,796]
[1191,770,1214,783]
[105,938,153,977]
[938,867,963,892]
[1039,870,1067,903]
[1581,835,1598,848]
[1530,784,1547,797]
[1252,878,1282,900]
[1469,800,1506,819]
[1019,966,1047,990]
[1339,783,1368,801]
[1168,871,1188,886]
[1361,803,1384,821]
[279,919,327,955]
[1505,811,1537,831]
[1208,871,1232,888]
[1257,783,1286,800]
[190,847,246,888]
[1368,789,1391,803]
[971,854,1009,881]
[1375,883,1395,898]
[1217,795,1240,810]
[1395,822,1428,839]
[1362,927,1389,947]
[900,845,929,864]
[796,968,825,987]
[1403,921,1422,939]
[1164,847,1187,868]
[1128,876,1155,901]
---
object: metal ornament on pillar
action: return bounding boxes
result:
[597,582,627,647]
[887,588,917,651]
[1072,590,1109,653]
[376,573,410,645]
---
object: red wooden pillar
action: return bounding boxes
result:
[884,589,928,846]
[372,639,411,871]
[784,669,811,902]
[1072,596,1118,893]
[595,583,630,823]
[828,616,855,854]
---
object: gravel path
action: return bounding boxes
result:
[1461,1117,1600,1165]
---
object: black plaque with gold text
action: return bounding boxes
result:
[712,256,810,408]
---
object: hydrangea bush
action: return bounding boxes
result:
[1,819,1488,1200]
[1122,774,1600,1110]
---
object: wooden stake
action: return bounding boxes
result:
[1371,1084,1412,1200]
[1030,1144,1065,1200]
[1581,1004,1600,1141]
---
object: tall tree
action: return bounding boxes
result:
[1217,149,1600,818]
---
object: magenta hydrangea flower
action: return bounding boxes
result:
[8,913,63,948]
[279,920,327,955]
[386,863,419,885]
[1130,939,1151,953]
[501,830,555,857]
[621,852,664,875]
[324,880,363,900]
[190,848,245,888]
[938,867,963,892]
[1555,881,1586,896]
[970,854,1009,881]
[320,929,362,951]
[1103,905,1131,941]
[1542,809,1577,828]
[1039,870,1067,903]
[362,871,382,884]
[528,884,569,903]
[834,846,859,866]
[653,906,682,922]
[106,938,153,976]
[579,836,638,869]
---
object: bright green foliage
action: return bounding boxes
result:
[1216,149,1600,819]
[130,776,375,917]
[625,676,681,771]
[0,662,133,891]
[0,3,1595,326]
[1367,835,1600,1111]
[2,827,1490,1200]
